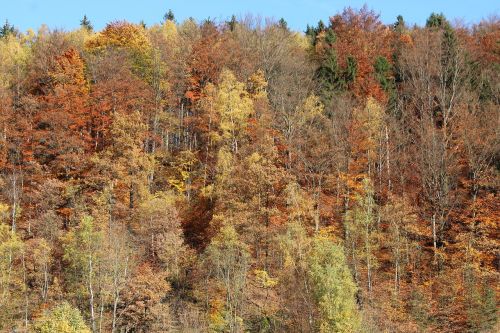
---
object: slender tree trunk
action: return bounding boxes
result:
[385,125,391,192]
[88,256,96,333]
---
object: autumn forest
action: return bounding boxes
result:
[0,6,498,333]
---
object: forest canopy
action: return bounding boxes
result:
[0,6,498,333]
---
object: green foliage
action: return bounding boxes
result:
[278,18,288,30]
[316,50,357,101]
[0,20,17,39]
[464,269,498,332]
[480,285,498,331]
[80,15,93,32]
[308,236,360,333]
[227,15,237,32]
[374,55,397,109]
[34,302,90,333]
[325,29,336,45]
[374,56,392,91]
[344,179,379,295]
[393,15,406,32]
[409,288,431,330]
[164,9,175,22]
[426,13,450,29]
[62,215,103,295]
[305,20,326,45]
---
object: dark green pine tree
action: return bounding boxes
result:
[393,15,405,32]
[315,51,357,103]
[227,15,237,32]
[278,17,288,30]
[80,15,93,32]
[0,20,16,38]
[164,9,175,22]
[426,12,450,29]
[306,20,326,46]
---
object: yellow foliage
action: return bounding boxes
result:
[85,22,152,66]
[298,94,325,125]
[161,20,179,46]
[167,150,197,194]
[247,69,268,98]
[215,146,234,187]
[0,203,9,218]
[293,32,311,50]
[359,97,384,158]
[0,34,29,88]
[318,226,337,240]
[215,69,254,145]
[200,184,215,198]
[254,269,279,288]
[208,298,227,332]
[285,182,315,223]
[65,27,94,49]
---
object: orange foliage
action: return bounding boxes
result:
[324,6,394,102]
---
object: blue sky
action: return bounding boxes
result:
[2,0,498,33]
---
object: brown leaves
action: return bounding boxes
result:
[117,263,171,331]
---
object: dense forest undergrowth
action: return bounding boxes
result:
[0,6,498,332]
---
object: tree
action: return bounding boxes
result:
[80,15,93,32]
[393,15,406,32]
[308,235,360,333]
[164,9,175,22]
[0,8,498,333]
[34,302,91,333]
[92,109,154,210]
[227,15,237,32]
[116,263,171,332]
[277,222,315,332]
[86,21,153,79]
[344,178,378,296]
[32,47,91,179]
[214,69,254,153]
[0,214,24,330]
[24,238,52,302]
[204,224,250,332]
[62,215,103,332]
[135,191,188,278]
[0,20,16,39]
[426,13,450,29]
[291,95,333,232]
[315,6,394,102]
[278,18,288,30]
[398,25,467,262]
[381,195,420,293]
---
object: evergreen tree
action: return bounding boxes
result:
[80,15,93,32]
[278,18,288,30]
[227,14,237,31]
[426,12,450,29]
[164,9,175,22]
[0,20,16,38]
[393,15,406,32]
